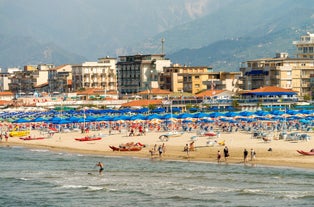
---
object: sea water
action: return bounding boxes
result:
[0,146,313,207]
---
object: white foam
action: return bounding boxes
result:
[59,184,85,189]
[87,186,104,191]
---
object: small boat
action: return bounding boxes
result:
[159,131,184,141]
[9,130,30,137]
[75,136,102,142]
[297,149,314,156]
[262,137,271,142]
[20,136,45,141]
[109,145,142,151]
[204,131,217,137]
[196,130,217,137]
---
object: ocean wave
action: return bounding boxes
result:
[59,184,86,189]
[87,186,104,191]
[29,149,50,153]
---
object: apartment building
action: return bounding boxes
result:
[159,64,242,94]
[72,57,117,93]
[310,74,314,100]
[293,32,314,59]
[48,64,73,94]
[240,52,314,98]
[116,54,171,96]
[8,64,53,97]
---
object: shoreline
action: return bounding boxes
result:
[2,129,314,170]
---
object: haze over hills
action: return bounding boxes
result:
[140,0,314,70]
[1,0,314,71]
[0,0,224,68]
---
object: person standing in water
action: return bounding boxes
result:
[96,162,104,175]
[243,148,248,163]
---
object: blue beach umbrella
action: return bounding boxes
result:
[31,117,48,122]
[239,111,254,117]
[209,112,224,118]
[224,112,238,117]
[177,113,194,119]
[193,112,209,119]
[146,114,161,120]
[13,118,31,123]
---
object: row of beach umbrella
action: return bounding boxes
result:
[3,109,313,125]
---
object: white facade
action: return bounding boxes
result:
[72,58,117,92]
[293,32,314,59]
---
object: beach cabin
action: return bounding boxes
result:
[238,86,298,111]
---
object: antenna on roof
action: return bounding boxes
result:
[161,38,165,55]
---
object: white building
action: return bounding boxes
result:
[72,57,117,92]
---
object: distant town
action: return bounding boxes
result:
[0,33,313,111]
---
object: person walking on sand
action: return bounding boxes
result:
[217,150,221,163]
[158,145,163,158]
[162,143,166,155]
[243,148,248,163]
[96,162,104,175]
[250,148,256,161]
[183,144,189,157]
[223,146,229,162]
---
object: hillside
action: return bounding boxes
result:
[0,34,86,68]
[0,0,222,68]
[138,0,314,53]
[168,27,308,71]
[1,0,314,70]
[138,0,314,71]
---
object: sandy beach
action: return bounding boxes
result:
[2,128,314,170]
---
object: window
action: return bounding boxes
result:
[303,47,308,53]
[309,47,313,53]
[195,76,199,79]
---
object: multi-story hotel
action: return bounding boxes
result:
[293,32,314,59]
[116,54,171,96]
[72,57,117,93]
[240,51,314,99]
[310,74,314,100]
[159,64,242,94]
[48,64,73,94]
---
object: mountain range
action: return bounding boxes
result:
[1,0,314,71]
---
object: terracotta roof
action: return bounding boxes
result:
[195,90,224,98]
[137,88,171,95]
[76,88,118,96]
[76,88,103,95]
[249,86,295,93]
[0,91,14,96]
[121,99,163,107]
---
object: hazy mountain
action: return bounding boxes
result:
[0,34,86,68]
[0,0,225,68]
[139,0,314,53]
[1,0,314,71]
[138,0,314,70]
